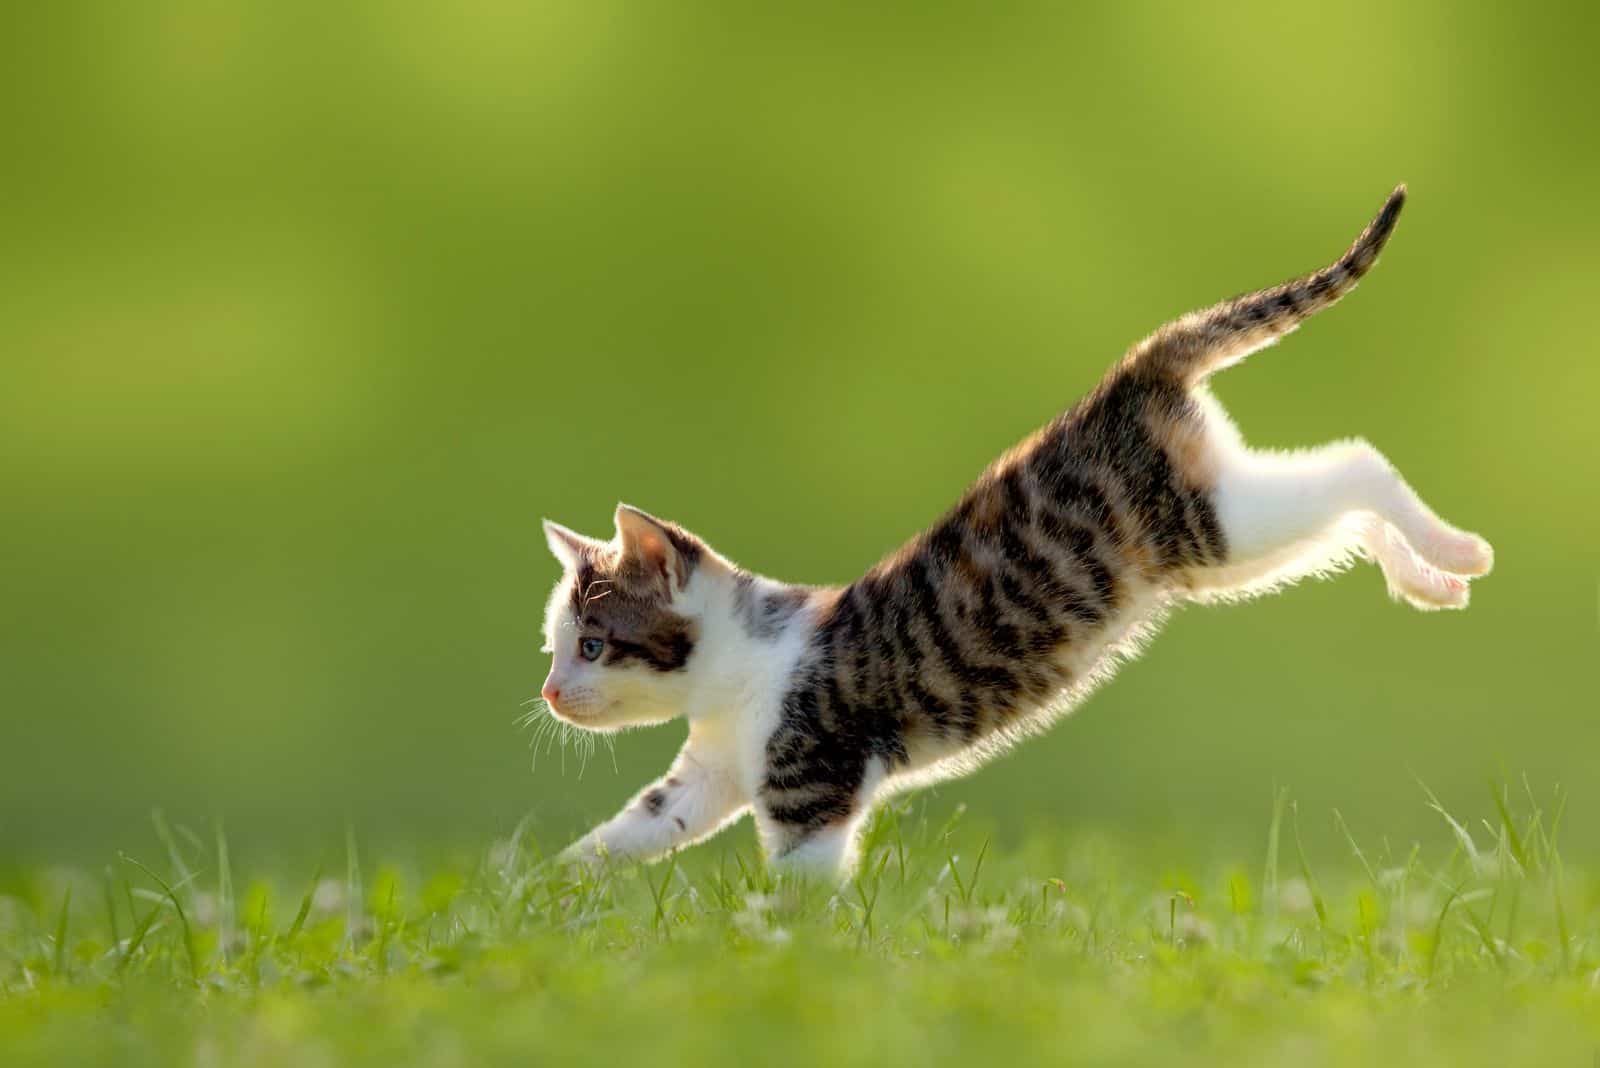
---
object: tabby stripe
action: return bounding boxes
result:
[997,515,1104,627]
[1037,506,1120,607]
[995,571,1068,656]
[904,556,1020,698]
[1190,489,1228,561]
[971,569,1023,655]
[1065,475,1124,548]
[768,790,855,830]
[885,599,955,732]
[996,567,1054,628]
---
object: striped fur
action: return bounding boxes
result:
[541,187,1492,880]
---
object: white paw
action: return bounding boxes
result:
[557,840,608,875]
[1424,530,1494,578]
[1386,566,1471,611]
[1372,526,1475,611]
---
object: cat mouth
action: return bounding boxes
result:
[547,698,614,728]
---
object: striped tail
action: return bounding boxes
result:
[1126,185,1406,387]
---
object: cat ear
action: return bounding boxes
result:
[614,503,696,589]
[543,519,603,570]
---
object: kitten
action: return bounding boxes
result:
[538,186,1492,880]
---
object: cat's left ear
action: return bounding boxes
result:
[543,519,605,570]
[614,503,697,590]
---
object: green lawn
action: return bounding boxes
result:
[3,788,1595,1068]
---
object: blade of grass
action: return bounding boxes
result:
[102,868,120,952]
[1425,881,1464,985]
[1331,809,1378,887]
[151,810,197,912]
[1551,848,1570,974]
[345,821,363,951]
[216,818,234,966]
[115,897,162,977]
[283,866,323,943]
[52,887,71,979]
[1488,781,1529,871]
[120,852,199,987]
[646,853,678,939]
[1548,784,1567,855]
[967,838,990,904]
[1417,779,1480,870]
[1263,785,1289,926]
[1458,902,1507,972]
[945,854,968,905]
[1289,803,1331,948]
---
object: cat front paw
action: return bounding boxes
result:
[556,838,608,876]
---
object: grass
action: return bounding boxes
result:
[1,786,1596,1068]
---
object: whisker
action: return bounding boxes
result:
[578,577,615,615]
[518,698,565,771]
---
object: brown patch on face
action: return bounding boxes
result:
[569,552,699,673]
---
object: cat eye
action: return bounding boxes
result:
[579,637,605,662]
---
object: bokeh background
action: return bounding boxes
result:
[2,3,1595,866]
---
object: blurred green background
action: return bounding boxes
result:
[2,3,1595,865]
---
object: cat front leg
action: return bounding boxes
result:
[756,757,887,883]
[561,746,747,869]
[760,815,872,883]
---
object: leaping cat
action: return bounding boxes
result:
[536,186,1492,880]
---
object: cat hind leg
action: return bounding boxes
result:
[1197,437,1491,608]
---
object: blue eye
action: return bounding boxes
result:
[579,637,605,661]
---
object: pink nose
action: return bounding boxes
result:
[541,679,561,706]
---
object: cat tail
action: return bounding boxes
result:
[1124,184,1405,388]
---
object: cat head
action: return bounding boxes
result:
[539,504,714,732]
